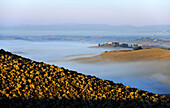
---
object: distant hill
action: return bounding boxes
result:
[1,24,170,32]
[1,24,170,37]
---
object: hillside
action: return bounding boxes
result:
[0,49,169,107]
[72,48,170,62]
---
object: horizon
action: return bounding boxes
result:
[1,23,170,27]
[1,0,170,26]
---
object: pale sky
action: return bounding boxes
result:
[0,0,170,26]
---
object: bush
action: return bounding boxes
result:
[133,46,143,50]
[160,47,170,50]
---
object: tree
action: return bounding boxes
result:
[133,46,143,50]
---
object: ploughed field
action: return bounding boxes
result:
[0,49,169,108]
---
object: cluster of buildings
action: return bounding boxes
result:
[98,41,152,48]
[98,42,129,48]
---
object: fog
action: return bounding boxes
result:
[1,40,170,94]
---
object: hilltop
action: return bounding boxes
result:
[72,48,170,62]
[0,49,169,107]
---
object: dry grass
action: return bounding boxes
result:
[72,48,170,62]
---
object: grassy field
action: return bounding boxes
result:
[72,48,170,62]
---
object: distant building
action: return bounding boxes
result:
[138,44,143,47]
[154,39,158,42]
[99,42,130,48]
[108,42,114,45]
[107,42,119,46]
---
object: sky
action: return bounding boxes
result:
[0,0,170,26]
